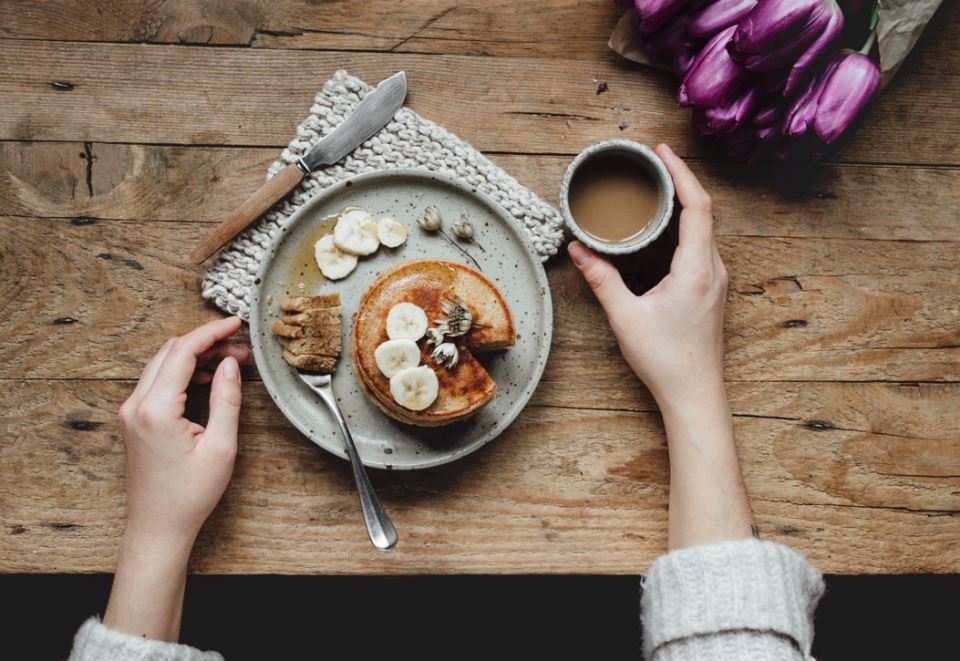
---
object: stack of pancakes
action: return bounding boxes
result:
[351,259,515,426]
[271,293,342,373]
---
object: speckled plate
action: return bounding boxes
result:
[249,169,552,470]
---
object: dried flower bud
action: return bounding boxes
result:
[417,206,443,231]
[431,342,459,370]
[426,326,446,347]
[451,214,474,240]
[439,296,473,337]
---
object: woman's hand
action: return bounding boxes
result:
[104,317,249,641]
[118,316,249,548]
[569,144,753,549]
[567,143,728,416]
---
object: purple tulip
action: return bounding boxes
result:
[756,124,782,142]
[783,50,881,144]
[643,10,699,74]
[673,49,698,75]
[752,98,783,127]
[730,0,844,94]
[634,0,688,34]
[688,0,759,41]
[677,25,750,108]
[703,84,764,134]
[645,11,693,58]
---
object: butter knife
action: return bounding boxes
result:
[190,71,408,264]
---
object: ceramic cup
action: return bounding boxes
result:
[559,139,675,255]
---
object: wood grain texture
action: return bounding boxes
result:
[1,380,956,575]
[3,142,960,242]
[190,161,303,263]
[0,35,958,164]
[0,0,620,58]
[2,1,959,576]
[1,217,957,385]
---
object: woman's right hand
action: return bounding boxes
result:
[571,144,753,549]
[567,143,728,415]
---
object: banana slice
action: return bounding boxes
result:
[389,365,439,411]
[314,234,357,280]
[376,216,407,248]
[333,207,380,256]
[385,302,428,341]
[374,338,421,378]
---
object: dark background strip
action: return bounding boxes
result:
[0,574,956,660]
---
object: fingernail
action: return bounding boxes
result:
[567,241,591,267]
[223,356,240,381]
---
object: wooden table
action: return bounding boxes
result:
[1,1,957,576]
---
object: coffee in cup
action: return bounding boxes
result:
[560,140,674,255]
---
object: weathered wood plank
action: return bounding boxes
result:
[3,142,960,242]
[0,0,620,58]
[1,216,958,386]
[1,39,958,164]
[1,380,956,574]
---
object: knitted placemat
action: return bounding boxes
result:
[201,69,565,319]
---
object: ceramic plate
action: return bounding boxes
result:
[249,169,553,470]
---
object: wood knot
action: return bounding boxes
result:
[43,522,79,530]
[64,418,102,432]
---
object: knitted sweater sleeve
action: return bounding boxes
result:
[68,617,224,661]
[640,538,825,661]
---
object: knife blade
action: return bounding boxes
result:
[299,71,407,172]
[190,71,408,265]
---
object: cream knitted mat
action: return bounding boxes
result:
[201,69,565,320]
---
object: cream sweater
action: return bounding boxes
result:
[69,538,824,661]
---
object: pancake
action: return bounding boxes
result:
[351,259,515,426]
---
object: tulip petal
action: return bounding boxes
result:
[677,25,749,109]
[813,53,881,143]
[635,0,688,34]
[756,125,782,143]
[673,49,698,75]
[753,98,784,126]
[738,14,824,72]
[783,64,832,139]
[704,84,764,134]
[784,6,845,94]
[645,10,693,59]
[732,0,821,54]
[688,0,758,41]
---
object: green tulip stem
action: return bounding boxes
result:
[860,27,878,56]
[861,0,880,56]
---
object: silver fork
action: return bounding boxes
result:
[297,372,398,550]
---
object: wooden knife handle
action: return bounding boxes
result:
[190,163,305,265]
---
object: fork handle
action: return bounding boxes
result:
[314,387,398,549]
[336,415,399,550]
